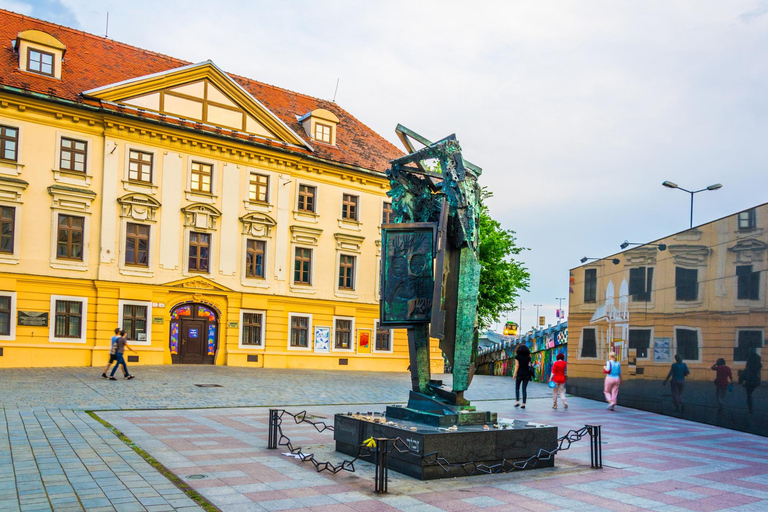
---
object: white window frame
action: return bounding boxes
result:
[53,130,94,187]
[294,180,320,218]
[239,309,266,349]
[0,120,23,176]
[243,168,276,213]
[332,315,356,353]
[49,295,88,344]
[186,156,218,202]
[117,299,152,346]
[122,143,159,194]
[183,228,215,276]
[287,313,312,351]
[0,291,17,341]
[290,245,315,293]
[0,203,21,265]
[340,191,360,222]
[673,325,703,363]
[119,219,155,277]
[335,252,358,298]
[627,327,654,360]
[373,319,393,354]
[50,210,91,272]
[734,328,764,363]
[242,237,269,288]
[579,326,599,360]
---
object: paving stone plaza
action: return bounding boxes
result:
[1,366,768,511]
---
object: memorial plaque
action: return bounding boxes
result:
[18,311,48,327]
[380,223,436,327]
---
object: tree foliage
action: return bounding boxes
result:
[477,188,530,330]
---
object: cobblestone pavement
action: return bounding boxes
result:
[1,366,767,511]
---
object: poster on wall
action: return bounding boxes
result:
[653,337,672,363]
[314,326,330,353]
[357,329,371,354]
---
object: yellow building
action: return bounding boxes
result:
[567,203,767,435]
[0,10,444,372]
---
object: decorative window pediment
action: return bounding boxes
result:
[624,247,659,267]
[669,244,709,266]
[182,203,221,231]
[290,225,322,246]
[47,185,95,213]
[334,233,365,253]
[240,212,276,238]
[118,193,161,222]
[82,61,310,149]
[728,239,767,264]
[0,176,28,203]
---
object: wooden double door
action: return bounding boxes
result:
[170,303,218,364]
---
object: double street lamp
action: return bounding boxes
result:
[662,181,722,229]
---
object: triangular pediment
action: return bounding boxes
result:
[164,276,232,292]
[83,61,310,149]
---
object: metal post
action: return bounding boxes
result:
[689,191,694,229]
[374,438,389,494]
[268,409,279,449]
[587,425,602,469]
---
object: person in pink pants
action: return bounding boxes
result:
[603,352,621,411]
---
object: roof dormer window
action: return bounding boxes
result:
[14,29,66,80]
[299,108,340,146]
[27,48,55,76]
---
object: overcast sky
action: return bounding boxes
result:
[6,0,768,333]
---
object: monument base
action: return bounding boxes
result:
[334,412,558,480]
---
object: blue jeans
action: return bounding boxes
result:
[110,353,128,377]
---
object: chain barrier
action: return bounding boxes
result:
[267,409,602,493]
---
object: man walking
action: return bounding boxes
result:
[101,328,121,379]
[663,354,690,412]
[109,330,136,380]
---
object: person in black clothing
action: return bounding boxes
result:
[513,344,532,409]
[739,352,762,414]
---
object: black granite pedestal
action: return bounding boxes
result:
[334,413,558,480]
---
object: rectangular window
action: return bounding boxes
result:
[734,330,764,362]
[242,312,263,346]
[60,138,87,173]
[339,255,355,290]
[581,328,597,358]
[27,48,54,76]
[125,223,149,266]
[0,296,10,336]
[298,185,316,213]
[56,214,84,261]
[55,300,82,339]
[675,328,699,361]
[294,247,312,284]
[122,304,147,342]
[188,232,210,272]
[246,239,265,278]
[736,265,760,300]
[314,123,332,143]
[0,206,15,254]
[675,267,698,301]
[0,125,18,161]
[128,150,153,183]
[382,202,393,224]
[738,209,756,230]
[191,161,213,193]
[375,323,391,352]
[629,267,653,301]
[584,269,597,303]
[248,173,269,203]
[335,319,352,349]
[290,315,309,348]
[628,329,652,358]
[342,194,359,221]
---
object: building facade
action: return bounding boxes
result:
[0,10,445,372]
[567,204,767,436]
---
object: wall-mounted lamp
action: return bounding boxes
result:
[620,241,667,251]
[580,257,620,265]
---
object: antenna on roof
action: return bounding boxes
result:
[332,77,340,103]
[105,12,109,38]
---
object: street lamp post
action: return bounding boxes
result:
[556,297,565,323]
[533,304,542,328]
[662,181,722,229]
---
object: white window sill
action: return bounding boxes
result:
[50,262,88,272]
[290,285,316,294]
[0,161,23,176]
[119,267,155,278]
[185,191,217,204]
[338,218,362,231]
[53,169,92,187]
[287,345,312,351]
[122,180,158,195]
[243,200,273,213]
[293,210,319,223]
[242,278,270,289]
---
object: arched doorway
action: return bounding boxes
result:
[169,303,219,364]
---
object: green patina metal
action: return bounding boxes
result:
[380,126,482,407]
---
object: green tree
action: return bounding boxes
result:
[477,188,529,330]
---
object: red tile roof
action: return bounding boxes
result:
[0,9,403,173]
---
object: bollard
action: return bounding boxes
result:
[374,438,389,494]
[268,409,280,449]
[586,424,602,469]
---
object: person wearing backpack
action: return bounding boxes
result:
[663,354,690,412]
[101,327,121,379]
